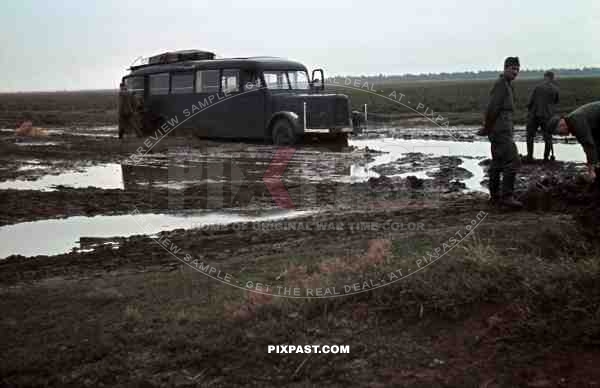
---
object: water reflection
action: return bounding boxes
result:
[0,138,586,193]
[0,164,124,191]
[0,209,313,258]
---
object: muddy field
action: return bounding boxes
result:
[1,122,599,387]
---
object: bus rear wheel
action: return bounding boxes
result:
[272,119,297,146]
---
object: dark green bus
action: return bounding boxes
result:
[118,50,357,145]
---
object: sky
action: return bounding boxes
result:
[1,0,599,91]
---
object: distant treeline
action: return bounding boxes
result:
[328,76,600,125]
[332,67,600,82]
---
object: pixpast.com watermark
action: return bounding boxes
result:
[268,344,349,354]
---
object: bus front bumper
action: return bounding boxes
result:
[304,127,353,134]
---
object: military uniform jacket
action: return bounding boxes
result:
[565,101,600,165]
[527,81,559,120]
[485,74,515,138]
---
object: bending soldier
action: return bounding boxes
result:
[547,101,600,185]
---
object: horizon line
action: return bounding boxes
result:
[2,66,599,94]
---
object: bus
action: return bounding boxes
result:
[118,50,359,145]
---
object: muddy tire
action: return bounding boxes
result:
[272,119,297,146]
[334,133,348,147]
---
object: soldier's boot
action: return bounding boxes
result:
[477,127,490,137]
[525,139,534,163]
[488,170,501,205]
[500,173,523,209]
[543,138,553,162]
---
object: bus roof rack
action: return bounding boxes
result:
[130,50,216,70]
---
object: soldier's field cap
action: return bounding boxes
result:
[504,56,520,68]
[544,70,555,79]
[547,115,561,134]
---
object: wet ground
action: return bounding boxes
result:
[0,125,588,257]
[356,123,584,144]
[0,209,313,258]
[2,124,599,387]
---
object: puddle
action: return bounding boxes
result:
[356,125,584,144]
[1,127,114,137]
[75,240,121,254]
[16,165,44,171]
[357,125,479,141]
[1,137,586,193]
[15,141,60,146]
[17,160,44,171]
[115,139,589,192]
[349,138,586,191]
[0,163,124,191]
[70,132,116,138]
[0,209,314,258]
[67,126,117,138]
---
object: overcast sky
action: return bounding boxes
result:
[1,0,599,91]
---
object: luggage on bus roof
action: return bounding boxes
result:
[148,50,216,65]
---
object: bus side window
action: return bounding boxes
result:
[196,70,219,93]
[171,72,194,94]
[221,69,240,94]
[243,71,261,91]
[263,71,289,89]
[125,76,145,93]
[149,73,170,95]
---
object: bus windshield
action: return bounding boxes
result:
[263,70,310,90]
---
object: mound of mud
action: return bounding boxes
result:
[521,176,591,209]
[372,153,463,176]
[521,176,600,243]
[479,158,586,193]
[366,174,465,195]
[363,146,388,163]
[426,166,473,181]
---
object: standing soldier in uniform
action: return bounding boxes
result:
[547,101,600,186]
[480,57,523,208]
[118,82,130,139]
[526,71,560,162]
[118,79,145,138]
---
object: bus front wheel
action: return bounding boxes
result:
[272,119,297,146]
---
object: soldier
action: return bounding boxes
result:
[525,71,560,162]
[481,56,523,208]
[547,101,600,185]
[127,94,145,137]
[351,110,365,134]
[118,82,130,139]
[118,80,146,138]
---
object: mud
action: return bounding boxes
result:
[0,124,590,229]
[0,124,591,260]
[2,121,600,387]
[0,131,475,226]
[479,157,587,194]
[370,152,474,185]
[372,153,460,175]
